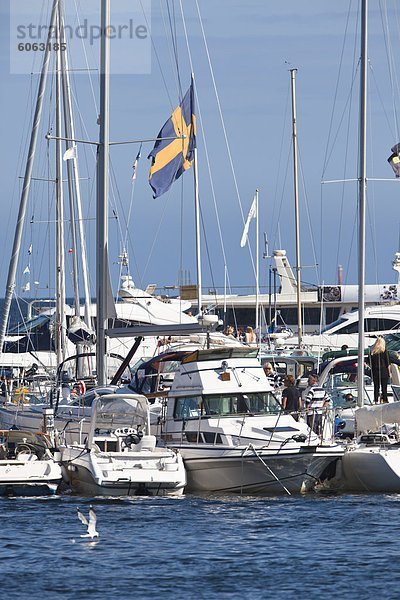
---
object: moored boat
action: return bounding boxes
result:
[0,429,62,496]
[61,393,186,497]
[132,346,343,494]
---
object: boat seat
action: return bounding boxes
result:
[138,435,156,452]
[17,453,38,462]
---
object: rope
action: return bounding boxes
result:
[241,444,291,495]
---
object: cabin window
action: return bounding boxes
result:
[184,432,223,444]
[336,321,359,334]
[365,318,400,332]
[174,396,204,420]
[204,392,279,416]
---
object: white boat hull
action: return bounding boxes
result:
[0,459,61,496]
[341,446,400,492]
[172,445,342,495]
[62,447,186,497]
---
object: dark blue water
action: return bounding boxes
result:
[1,492,399,599]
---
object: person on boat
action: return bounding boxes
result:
[263,362,284,389]
[369,336,391,403]
[304,373,331,435]
[223,325,235,338]
[281,375,302,421]
[245,326,256,344]
[344,392,354,403]
[0,376,7,398]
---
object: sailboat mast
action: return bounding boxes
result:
[55,13,67,365]
[290,68,303,347]
[193,76,202,318]
[0,0,60,357]
[255,188,259,334]
[96,0,111,385]
[357,0,368,408]
[58,2,92,329]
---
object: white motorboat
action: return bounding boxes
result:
[282,304,400,353]
[0,429,62,496]
[132,347,343,495]
[339,402,400,492]
[61,394,186,497]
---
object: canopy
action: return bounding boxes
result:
[355,401,400,433]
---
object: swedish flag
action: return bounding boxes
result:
[148,82,196,198]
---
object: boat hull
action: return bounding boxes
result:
[62,448,186,497]
[0,461,61,496]
[174,445,342,495]
[341,446,400,492]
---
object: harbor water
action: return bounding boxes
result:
[1,491,400,599]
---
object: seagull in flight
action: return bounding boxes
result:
[77,506,99,539]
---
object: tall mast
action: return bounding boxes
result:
[192,75,202,317]
[290,68,303,347]
[0,0,60,357]
[55,11,67,365]
[357,0,368,407]
[59,1,92,328]
[255,188,259,334]
[96,0,111,385]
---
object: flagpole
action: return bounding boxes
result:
[255,188,259,335]
[192,75,202,317]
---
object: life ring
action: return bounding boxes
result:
[75,380,86,396]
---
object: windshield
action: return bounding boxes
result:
[320,317,347,334]
[174,392,280,419]
[9,314,50,334]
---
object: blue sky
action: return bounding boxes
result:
[0,1,400,302]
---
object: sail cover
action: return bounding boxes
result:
[355,401,400,433]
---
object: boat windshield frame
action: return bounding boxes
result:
[173,391,281,420]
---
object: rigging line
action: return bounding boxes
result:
[179,168,184,290]
[123,153,141,252]
[366,99,381,289]
[369,62,398,138]
[159,0,182,103]
[193,0,257,281]
[73,0,99,115]
[166,0,183,100]
[269,76,291,246]
[379,0,400,142]
[297,147,320,285]
[321,0,354,178]
[179,1,232,293]
[141,190,173,283]
[199,199,218,305]
[2,78,37,286]
[344,197,357,284]
[108,154,144,291]
[323,10,359,282]
[138,0,175,111]
[270,144,292,252]
[332,61,356,283]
